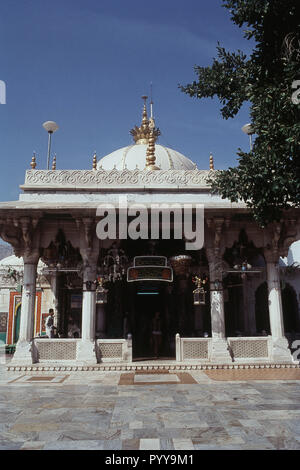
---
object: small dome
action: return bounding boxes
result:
[280,240,300,267]
[0,255,24,268]
[97,144,197,171]
[0,255,46,273]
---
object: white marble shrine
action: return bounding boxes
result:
[0,98,300,368]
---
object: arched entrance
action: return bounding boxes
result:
[131,283,175,360]
[255,282,300,335]
[13,303,21,343]
[255,282,270,334]
[223,228,265,336]
[224,274,244,336]
[282,283,300,333]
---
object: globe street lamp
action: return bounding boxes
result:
[43,121,59,170]
[242,123,254,151]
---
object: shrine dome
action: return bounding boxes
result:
[97,97,198,171]
[97,143,197,171]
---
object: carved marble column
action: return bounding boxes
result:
[206,246,232,363]
[77,246,98,363]
[11,252,39,364]
[265,250,293,362]
[50,271,59,331]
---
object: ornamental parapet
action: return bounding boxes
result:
[21,169,214,191]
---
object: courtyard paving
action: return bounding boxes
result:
[1,360,300,450]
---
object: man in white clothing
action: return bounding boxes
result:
[45,309,55,338]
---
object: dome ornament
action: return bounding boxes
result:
[141,95,148,127]
[209,153,215,170]
[92,152,97,170]
[30,152,37,169]
[52,154,57,170]
[130,96,161,145]
[145,119,160,171]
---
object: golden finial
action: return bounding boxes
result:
[145,120,160,171]
[209,153,215,170]
[141,95,148,126]
[130,96,161,145]
[52,154,57,170]
[30,152,37,169]
[92,152,97,170]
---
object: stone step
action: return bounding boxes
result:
[6,362,299,372]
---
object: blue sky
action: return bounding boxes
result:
[0,0,254,202]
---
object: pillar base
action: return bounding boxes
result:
[211,338,232,363]
[272,337,295,363]
[76,340,97,364]
[123,339,132,362]
[10,340,36,364]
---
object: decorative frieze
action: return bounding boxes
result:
[22,169,213,190]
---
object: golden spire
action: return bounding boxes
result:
[30,152,37,169]
[209,153,215,170]
[52,154,57,170]
[130,96,161,145]
[145,119,160,170]
[141,95,148,127]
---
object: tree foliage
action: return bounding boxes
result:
[180,0,300,226]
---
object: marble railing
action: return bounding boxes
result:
[175,334,212,362]
[96,339,132,363]
[227,336,272,362]
[175,335,274,363]
[33,338,79,362]
[32,338,132,363]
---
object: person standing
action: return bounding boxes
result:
[45,309,55,338]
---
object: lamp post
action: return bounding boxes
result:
[242,123,254,151]
[43,121,59,170]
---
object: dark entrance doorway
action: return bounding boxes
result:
[132,285,174,360]
[282,283,300,333]
[57,272,82,337]
[224,274,244,336]
[255,282,300,335]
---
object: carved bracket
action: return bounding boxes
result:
[206,217,225,257]
[0,216,40,257]
[265,218,299,262]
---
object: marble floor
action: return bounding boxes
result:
[1,361,300,450]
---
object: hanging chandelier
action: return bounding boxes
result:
[95,276,108,304]
[192,275,208,305]
[99,244,128,283]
